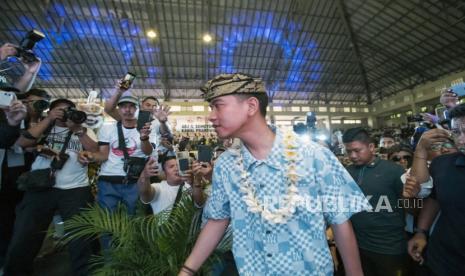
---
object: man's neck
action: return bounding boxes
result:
[240,120,275,160]
[166,179,183,186]
[122,118,136,128]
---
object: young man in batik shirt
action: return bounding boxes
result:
[179,73,371,276]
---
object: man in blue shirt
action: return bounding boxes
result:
[179,73,371,276]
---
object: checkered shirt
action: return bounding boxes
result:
[203,128,371,275]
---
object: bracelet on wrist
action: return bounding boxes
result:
[181,265,196,275]
[414,227,429,238]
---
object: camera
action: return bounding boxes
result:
[14,30,45,64]
[407,114,423,123]
[120,72,136,89]
[33,99,49,112]
[50,153,70,170]
[63,107,87,124]
[0,91,16,108]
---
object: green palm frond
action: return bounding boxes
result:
[62,192,232,275]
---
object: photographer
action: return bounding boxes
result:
[137,154,206,215]
[104,80,172,148]
[0,42,42,93]
[407,103,465,275]
[79,95,153,217]
[0,88,50,267]
[4,99,97,276]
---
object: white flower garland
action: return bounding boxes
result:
[236,131,301,224]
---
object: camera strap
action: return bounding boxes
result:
[50,130,72,176]
[117,121,131,183]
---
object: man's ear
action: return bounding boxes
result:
[246,96,260,116]
[368,143,376,153]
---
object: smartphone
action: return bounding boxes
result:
[435,106,448,122]
[451,83,465,97]
[198,145,213,163]
[0,91,17,109]
[176,151,190,176]
[120,72,136,89]
[137,110,153,131]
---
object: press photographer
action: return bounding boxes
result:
[4,99,98,276]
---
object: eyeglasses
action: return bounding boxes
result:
[391,155,412,162]
[431,142,455,152]
[451,128,465,138]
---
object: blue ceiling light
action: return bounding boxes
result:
[12,3,160,82]
[216,10,322,92]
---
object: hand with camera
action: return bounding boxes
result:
[140,157,159,180]
[415,128,452,154]
[0,43,17,60]
[115,79,130,93]
[140,122,151,141]
[4,100,27,126]
[192,160,213,183]
[440,89,459,109]
[46,107,65,123]
[153,104,171,123]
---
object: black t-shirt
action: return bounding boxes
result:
[426,152,465,276]
[347,158,406,255]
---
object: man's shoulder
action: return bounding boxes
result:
[378,159,404,173]
[431,152,462,169]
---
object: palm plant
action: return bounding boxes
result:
[62,193,232,275]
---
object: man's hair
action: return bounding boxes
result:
[25,88,51,100]
[387,144,413,159]
[234,93,269,117]
[449,103,465,120]
[381,131,395,140]
[142,96,159,105]
[342,127,373,144]
[49,98,75,110]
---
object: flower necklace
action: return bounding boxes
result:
[236,131,301,224]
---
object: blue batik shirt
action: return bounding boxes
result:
[203,128,371,276]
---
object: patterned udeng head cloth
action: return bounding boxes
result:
[200,73,267,101]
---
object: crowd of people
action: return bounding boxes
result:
[1,41,464,276]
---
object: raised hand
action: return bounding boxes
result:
[140,122,151,140]
[141,157,159,179]
[152,104,171,123]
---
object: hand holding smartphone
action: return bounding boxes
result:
[120,72,136,90]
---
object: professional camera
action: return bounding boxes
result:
[63,107,87,124]
[33,99,49,112]
[15,30,45,63]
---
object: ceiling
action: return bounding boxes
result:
[1,0,464,104]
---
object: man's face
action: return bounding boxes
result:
[344,141,375,166]
[141,99,158,111]
[117,102,137,120]
[390,150,413,170]
[428,140,458,160]
[207,95,249,139]
[51,102,71,126]
[451,117,465,154]
[380,137,395,149]
[164,159,183,184]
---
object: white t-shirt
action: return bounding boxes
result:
[31,126,97,190]
[142,180,190,214]
[98,122,150,176]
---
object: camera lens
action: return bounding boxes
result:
[69,110,87,124]
[33,100,49,112]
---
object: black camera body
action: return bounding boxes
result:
[63,107,87,124]
[50,153,70,170]
[15,30,45,63]
[33,99,49,112]
[407,114,423,123]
